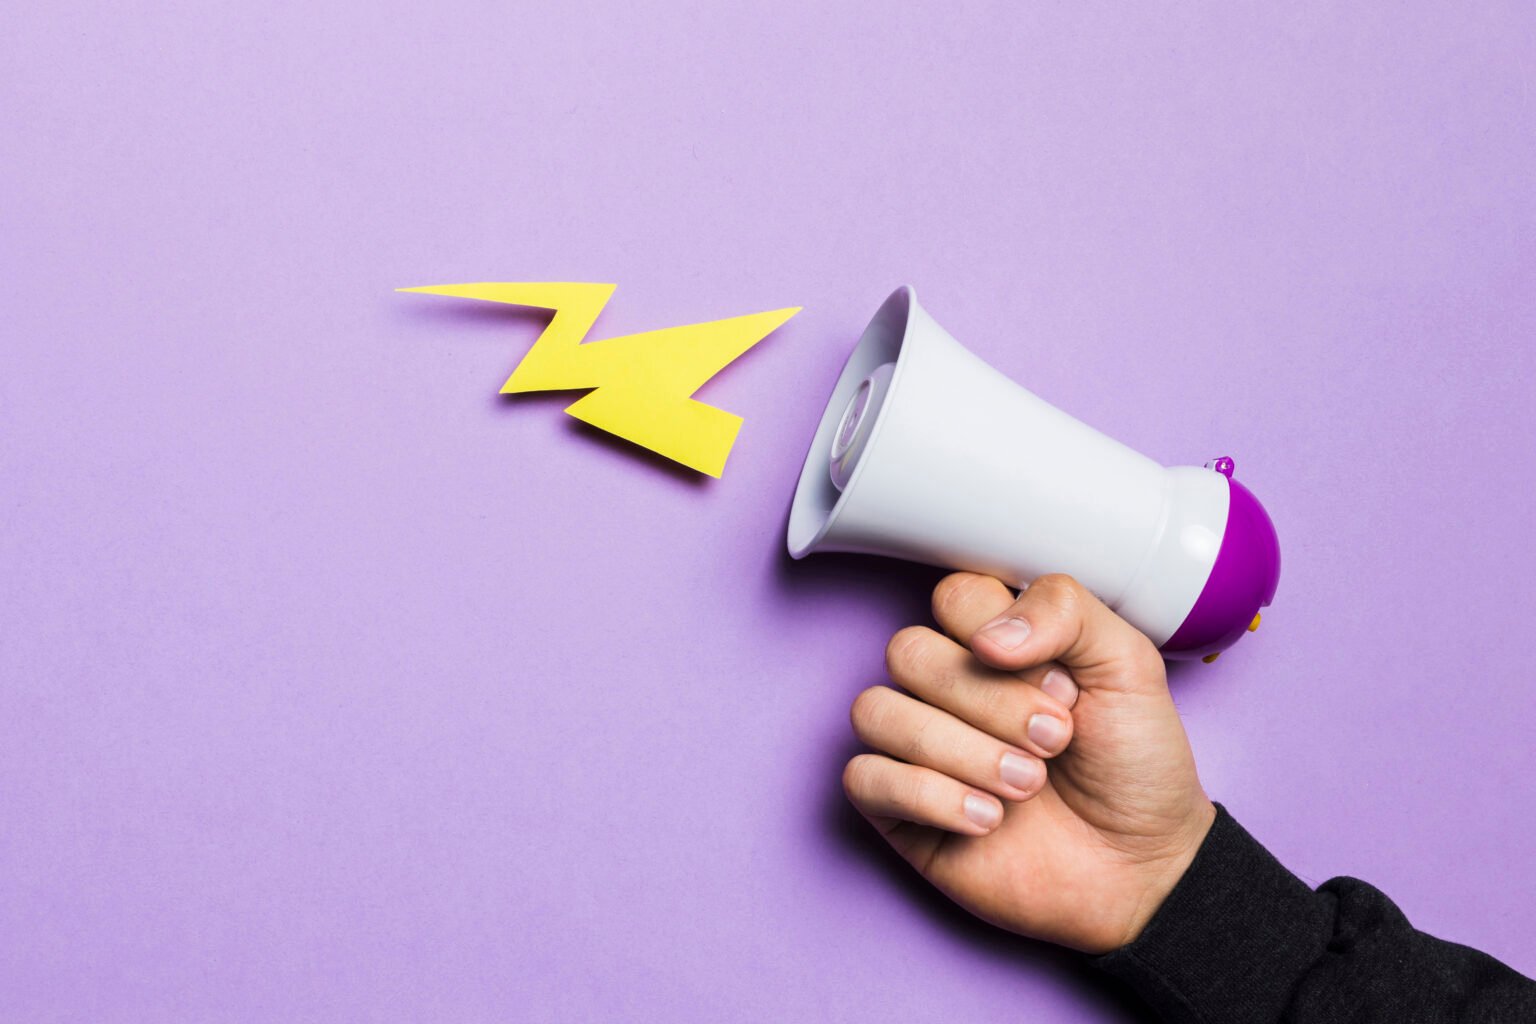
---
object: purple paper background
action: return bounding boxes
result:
[4,2,1534,1020]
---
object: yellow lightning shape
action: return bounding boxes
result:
[398,283,800,477]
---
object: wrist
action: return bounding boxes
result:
[1116,798,1218,949]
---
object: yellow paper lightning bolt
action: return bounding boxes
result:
[398,283,800,477]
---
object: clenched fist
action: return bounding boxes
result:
[842,572,1216,954]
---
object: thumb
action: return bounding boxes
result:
[969,574,1167,695]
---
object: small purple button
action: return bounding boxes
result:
[1205,456,1235,478]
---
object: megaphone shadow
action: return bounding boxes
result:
[773,547,944,621]
[399,294,714,487]
[496,390,713,489]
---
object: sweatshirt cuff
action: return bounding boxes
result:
[1095,804,1334,1023]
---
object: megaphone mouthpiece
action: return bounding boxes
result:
[829,362,895,491]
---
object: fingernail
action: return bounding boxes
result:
[1040,669,1079,709]
[979,616,1031,650]
[1027,713,1069,752]
[963,793,1001,829]
[999,752,1043,792]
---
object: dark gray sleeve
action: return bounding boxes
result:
[1096,805,1536,1023]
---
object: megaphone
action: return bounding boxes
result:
[787,286,1280,662]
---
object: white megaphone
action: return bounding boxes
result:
[787,286,1280,662]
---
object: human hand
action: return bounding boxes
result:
[842,572,1216,954]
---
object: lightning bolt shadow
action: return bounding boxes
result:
[399,297,715,486]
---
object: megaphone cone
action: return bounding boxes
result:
[788,286,1279,661]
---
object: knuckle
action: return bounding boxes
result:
[904,715,935,764]
[974,681,1017,735]
[932,572,983,620]
[885,625,936,678]
[842,754,881,796]
[1033,573,1084,610]
[849,686,894,739]
[924,660,963,701]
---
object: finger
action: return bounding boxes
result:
[843,753,1004,837]
[969,573,1165,694]
[850,685,1047,801]
[931,572,1016,642]
[930,573,1082,708]
[885,627,1076,758]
